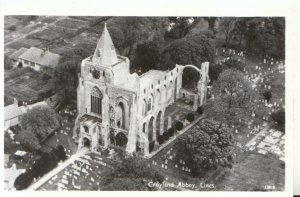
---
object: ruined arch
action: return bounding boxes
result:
[115,132,128,147]
[182,65,202,92]
[116,97,130,130]
[148,116,155,143]
[83,137,91,147]
[116,102,125,129]
[156,111,163,137]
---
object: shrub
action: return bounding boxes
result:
[186,113,195,122]
[263,90,272,102]
[157,135,164,144]
[167,128,175,136]
[163,132,169,141]
[149,141,155,153]
[175,121,184,131]
[197,106,204,115]
[271,110,285,127]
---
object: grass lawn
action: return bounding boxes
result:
[214,151,285,191]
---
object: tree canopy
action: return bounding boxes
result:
[176,119,234,176]
[207,69,255,126]
[17,106,60,150]
[100,155,164,191]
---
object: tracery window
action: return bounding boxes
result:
[91,87,103,115]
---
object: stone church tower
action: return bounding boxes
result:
[75,23,210,157]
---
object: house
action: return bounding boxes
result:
[4,98,23,129]
[18,47,61,73]
[9,47,28,68]
[4,98,49,130]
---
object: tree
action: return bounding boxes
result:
[203,17,218,33]
[263,90,272,102]
[4,132,15,153]
[208,69,255,126]
[161,34,216,71]
[175,121,184,131]
[53,145,67,161]
[223,59,245,72]
[238,17,285,58]
[17,106,60,149]
[165,17,201,39]
[15,129,41,150]
[14,171,34,190]
[132,41,161,74]
[100,155,164,191]
[197,106,204,115]
[186,113,195,122]
[271,110,285,127]
[157,135,164,144]
[167,128,175,136]
[112,17,168,58]
[176,119,234,176]
[216,17,238,48]
[208,63,225,83]
[163,131,170,141]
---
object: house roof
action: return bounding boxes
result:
[92,23,118,67]
[4,103,22,121]
[9,47,28,61]
[19,47,61,67]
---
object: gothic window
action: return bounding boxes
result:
[91,87,103,115]
[92,69,100,79]
[116,102,125,129]
[84,126,89,133]
[148,98,152,111]
[143,99,147,116]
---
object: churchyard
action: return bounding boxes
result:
[37,153,112,190]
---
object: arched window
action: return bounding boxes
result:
[143,99,147,116]
[91,87,103,115]
[84,126,89,133]
[148,98,152,111]
[116,102,125,129]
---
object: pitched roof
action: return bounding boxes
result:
[92,23,118,67]
[9,47,28,61]
[19,47,61,67]
[4,103,22,121]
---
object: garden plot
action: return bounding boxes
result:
[4,68,55,105]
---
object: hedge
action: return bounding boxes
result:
[167,128,175,136]
[157,135,164,144]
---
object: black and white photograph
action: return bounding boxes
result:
[1,0,297,195]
